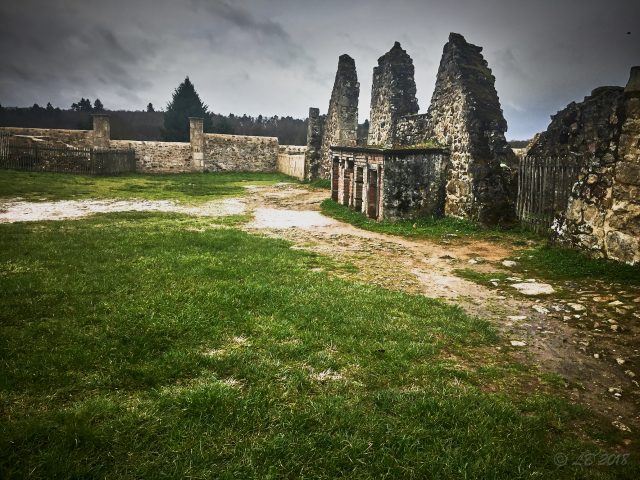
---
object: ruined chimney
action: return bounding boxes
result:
[426,32,515,225]
[91,114,110,148]
[317,54,359,179]
[368,42,419,147]
[189,117,204,171]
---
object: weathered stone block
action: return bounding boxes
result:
[615,161,640,185]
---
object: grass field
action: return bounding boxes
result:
[0,170,290,203]
[0,173,638,478]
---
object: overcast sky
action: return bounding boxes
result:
[0,0,638,139]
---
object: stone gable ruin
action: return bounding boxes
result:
[368,42,419,147]
[310,33,515,225]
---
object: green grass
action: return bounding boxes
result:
[515,245,640,285]
[453,269,511,286]
[0,170,292,203]
[321,199,534,242]
[1,212,636,478]
[303,178,331,189]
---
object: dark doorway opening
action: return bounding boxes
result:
[367,168,378,219]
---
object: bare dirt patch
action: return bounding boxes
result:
[0,198,246,223]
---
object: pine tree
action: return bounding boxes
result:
[163,77,212,141]
[71,98,93,112]
[147,103,155,113]
[93,99,104,112]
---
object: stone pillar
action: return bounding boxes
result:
[189,117,204,172]
[91,114,110,148]
[368,41,419,147]
[304,107,324,180]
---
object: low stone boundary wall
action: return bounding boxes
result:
[1,115,281,174]
[203,133,278,172]
[110,140,192,173]
[277,145,307,180]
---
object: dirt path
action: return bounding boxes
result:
[2,183,638,436]
[242,183,640,437]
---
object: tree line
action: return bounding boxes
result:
[0,77,374,146]
[0,77,308,145]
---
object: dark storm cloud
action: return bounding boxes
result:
[0,0,639,139]
[191,0,315,68]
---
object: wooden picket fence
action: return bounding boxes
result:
[516,156,581,233]
[0,132,135,175]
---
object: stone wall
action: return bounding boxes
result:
[109,140,192,173]
[1,115,281,174]
[425,33,516,224]
[392,113,430,146]
[304,107,325,180]
[368,42,419,147]
[318,54,359,179]
[382,150,450,219]
[550,68,640,265]
[0,126,92,148]
[203,133,278,172]
[277,145,307,180]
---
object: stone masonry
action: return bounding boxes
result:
[317,54,359,179]
[550,67,640,265]
[425,33,516,224]
[368,42,419,147]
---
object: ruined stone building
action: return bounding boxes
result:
[308,33,515,225]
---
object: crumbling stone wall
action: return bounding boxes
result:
[368,42,419,147]
[304,107,325,180]
[318,54,359,179]
[425,33,516,224]
[550,68,640,264]
[203,133,278,172]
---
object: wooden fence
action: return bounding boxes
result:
[0,133,135,175]
[516,156,581,233]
